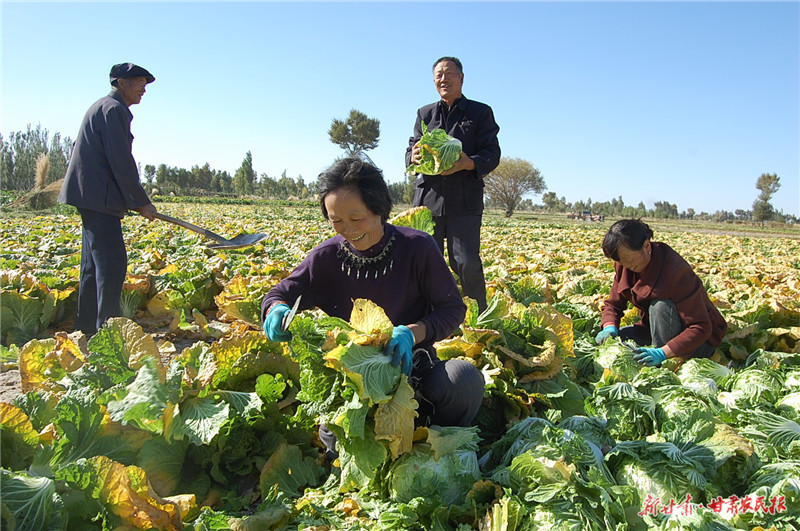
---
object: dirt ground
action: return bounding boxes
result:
[0,369,22,404]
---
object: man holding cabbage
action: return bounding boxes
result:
[405,57,501,312]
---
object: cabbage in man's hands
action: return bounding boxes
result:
[406,121,462,175]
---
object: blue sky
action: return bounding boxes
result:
[2,1,798,216]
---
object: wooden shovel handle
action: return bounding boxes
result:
[154,212,229,244]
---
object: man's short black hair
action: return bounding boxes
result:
[433,56,463,74]
[601,219,654,261]
[318,158,393,223]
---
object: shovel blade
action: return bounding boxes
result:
[206,232,267,250]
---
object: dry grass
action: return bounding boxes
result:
[4,177,64,212]
[34,152,51,191]
[27,178,63,210]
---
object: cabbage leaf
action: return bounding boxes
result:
[0,469,65,531]
[405,121,463,176]
[389,206,435,236]
[388,426,481,505]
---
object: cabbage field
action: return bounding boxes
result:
[1,203,799,531]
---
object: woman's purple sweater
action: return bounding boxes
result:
[261,224,466,348]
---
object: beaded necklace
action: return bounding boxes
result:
[336,232,396,280]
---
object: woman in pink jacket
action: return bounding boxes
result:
[594,219,728,366]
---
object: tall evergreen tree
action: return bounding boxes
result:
[233,151,256,196]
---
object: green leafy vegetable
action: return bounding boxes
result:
[0,469,65,531]
[405,121,462,175]
[388,426,481,505]
[389,206,435,236]
[585,382,657,441]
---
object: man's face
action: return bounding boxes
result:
[117,76,149,106]
[433,60,463,103]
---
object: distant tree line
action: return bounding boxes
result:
[143,151,314,200]
[531,174,794,223]
[0,126,314,201]
[537,193,688,219]
[1,124,72,191]
[2,124,794,224]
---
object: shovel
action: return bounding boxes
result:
[154,212,268,250]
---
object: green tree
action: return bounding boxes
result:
[143,164,156,188]
[653,201,679,219]
[518,198,535,211]
[610,195,625,215]
[752,173,781,224]
[211,170,232,194]
[0,134,13,187]
[541,191,569,212]
[174,167,192,191]
[0,124,72,191]
[712,210,735,222]
[573,198,593,215]
[191,163,214,192]
[233,151,256,196]
[387,182,407,206]
[6,125,48,190]
[485,157,546,217]
[402,174,416,204]
[752,200,773,224]
[259,173,277,198]
[155,164,171,189]
[276,170,297,198]
[328,109,380,158]
[47,132,72,185]
[541,192,558,211]
[305,175,317,198]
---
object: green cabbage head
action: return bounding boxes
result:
[406,121,462,175]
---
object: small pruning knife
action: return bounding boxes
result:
[282,295,302,332]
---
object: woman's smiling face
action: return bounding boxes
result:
[324,186,384,251]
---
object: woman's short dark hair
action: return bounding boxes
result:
[601,219,654,261]
[317,158,393,222]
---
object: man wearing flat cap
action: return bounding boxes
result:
[59,62,158,335]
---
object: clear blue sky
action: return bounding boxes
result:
[3,1,798,216]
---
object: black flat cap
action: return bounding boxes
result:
[109,63,155,85]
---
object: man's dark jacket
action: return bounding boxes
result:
[59,90,151,217]
[406,96,500,216]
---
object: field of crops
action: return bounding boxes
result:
[1,203,799,530]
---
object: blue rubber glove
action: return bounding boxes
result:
[633,347,666,366]
[594,325,619,345]
[263,303,293,342]
[384,325,414,376]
